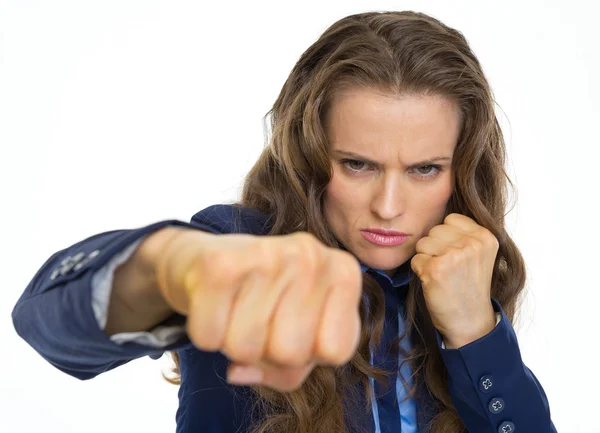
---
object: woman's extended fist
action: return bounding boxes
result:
[154,229,363,392]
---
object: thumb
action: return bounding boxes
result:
[226,360,316,392]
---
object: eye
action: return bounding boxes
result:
[340,158,371,174]
[413,164,442,179]
[339,158,443,179]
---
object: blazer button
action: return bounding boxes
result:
[50,268,60,280]
[498,421,515,432]
[52,255,73,279]
[488,397,505,414]
[479,374,494,393]
[59,252,85,276]
[73,249,101,271]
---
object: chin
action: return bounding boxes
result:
[362,255,406,271]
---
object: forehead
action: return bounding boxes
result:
[324,87,461,162]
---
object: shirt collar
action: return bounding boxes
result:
[336,240,415,288]
[359,259,415,288]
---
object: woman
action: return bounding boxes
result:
[12,10,556,433]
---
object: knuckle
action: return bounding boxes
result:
[208,250,236,275]
[337,252,362,282]
[222,338,262,364]
[334,346,355,365]
[266,325,311,367]
[483,229,499,248]
[295,232,320,253]
[444,213,460,224]
[428,225,442,237]
[293,231,317,243]
[186,324,222,352]
[249,265,271,283]
[254,238,276,264]
[279,236,302,261]
[465,236,483,252]
[287,233,321,269]
[300,248,320,275]
[267,342,303,367]
[431,259,450,278]
[317,342,346,366]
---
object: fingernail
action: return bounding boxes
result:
[227,366,264,385]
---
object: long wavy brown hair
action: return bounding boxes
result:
[163,10,526,433]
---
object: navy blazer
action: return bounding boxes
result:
[12,204,557,432]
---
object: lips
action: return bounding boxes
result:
[360,230,409,246]
[363,228,408,236]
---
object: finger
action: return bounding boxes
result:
[266,261,326,367]
[410,253,430,281]
[227,360,317,392]
[261,258,310,367]
[415,236,448,256]
[260,361,316,392]
[427,224,464,244]
[443,213,480,233]
[314,255,362,366]
[221,269,283,364]
[185,269,235,352]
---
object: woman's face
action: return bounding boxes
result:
[323,87,462,277]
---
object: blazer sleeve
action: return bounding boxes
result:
[11,218,219,381]
[435,298,557,433]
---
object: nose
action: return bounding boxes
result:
[370,173,406,220]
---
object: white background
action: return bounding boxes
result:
[1,1,598,432]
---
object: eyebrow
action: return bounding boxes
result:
[331,150,452,167]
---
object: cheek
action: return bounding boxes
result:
[425,186,452,209]
[324,178,344,216]
[323,175,362,225]
[415,180,454,224]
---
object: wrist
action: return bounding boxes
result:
[148,227,215,316]
[141,227,191,315]
[442,307,496,349]
[139,227,187,270]
[105,227,186,335]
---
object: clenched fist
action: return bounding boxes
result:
[154,229,363,392]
